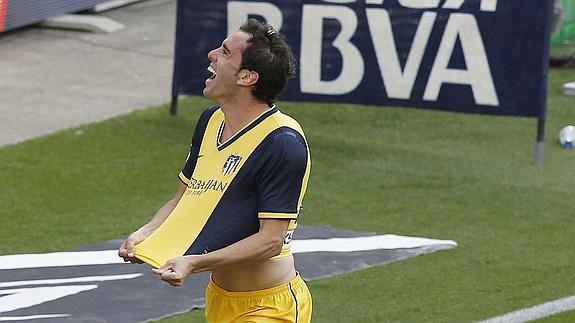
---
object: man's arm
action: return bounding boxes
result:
[152,218,289,286]
[118,182,187,263]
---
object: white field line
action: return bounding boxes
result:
[478,295,575,323]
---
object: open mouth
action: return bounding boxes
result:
[207,66,216,80]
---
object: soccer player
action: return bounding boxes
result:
[118,19,312,322]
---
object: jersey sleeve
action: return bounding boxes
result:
[179,106,219,185]
[256,128,310,220]
[179,150,195,185]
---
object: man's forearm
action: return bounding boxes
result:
[151,229,283,287]
[136,197,179,235]
[136,183,187,235]
[191,229,283,273]
[152,219,289,285]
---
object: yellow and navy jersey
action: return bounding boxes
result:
[135,105,311,268]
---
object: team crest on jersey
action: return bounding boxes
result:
[222,155,242,175]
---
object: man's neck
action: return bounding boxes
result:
[218,97,271,142]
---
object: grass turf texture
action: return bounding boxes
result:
[1,68,574,322]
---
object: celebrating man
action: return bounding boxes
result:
[118,19,312,322]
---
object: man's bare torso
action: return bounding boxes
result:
[212,255,296,292]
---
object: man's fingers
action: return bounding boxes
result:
[118,248,132,261]
[126,239,136,257]
[161,270,176,279]
[153,257,188,286]
[152,262,173,275]
[152,266,184,286]
[118,240,128,257]
[152,266,167,275]
[160,270,182,286]
[118,240,144,264]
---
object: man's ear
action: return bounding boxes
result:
[237,70,259,86]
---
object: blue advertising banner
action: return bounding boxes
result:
[172,0,553,118]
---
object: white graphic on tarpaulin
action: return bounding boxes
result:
[0,235,456,270]
[0,274,142,321]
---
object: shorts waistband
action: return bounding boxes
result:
[208,273,305,299]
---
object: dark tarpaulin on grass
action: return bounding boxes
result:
[0,226,456,322]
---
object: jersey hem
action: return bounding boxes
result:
[178,172,191,185]
[258,212,298,219]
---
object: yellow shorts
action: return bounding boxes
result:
[205,273,312,323]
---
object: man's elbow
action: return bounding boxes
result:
[268,236,284,257]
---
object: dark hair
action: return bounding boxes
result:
[238,19,296,105]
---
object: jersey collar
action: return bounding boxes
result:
[216,105,278,151]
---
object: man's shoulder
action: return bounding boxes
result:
[271,109,306,138]
[201,105,221,119]
[261,127,308,162]
[196,105,222,127]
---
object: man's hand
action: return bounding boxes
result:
[152,256,200,287]
[118,231,148,264]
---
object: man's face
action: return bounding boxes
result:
[203,31,252,100]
